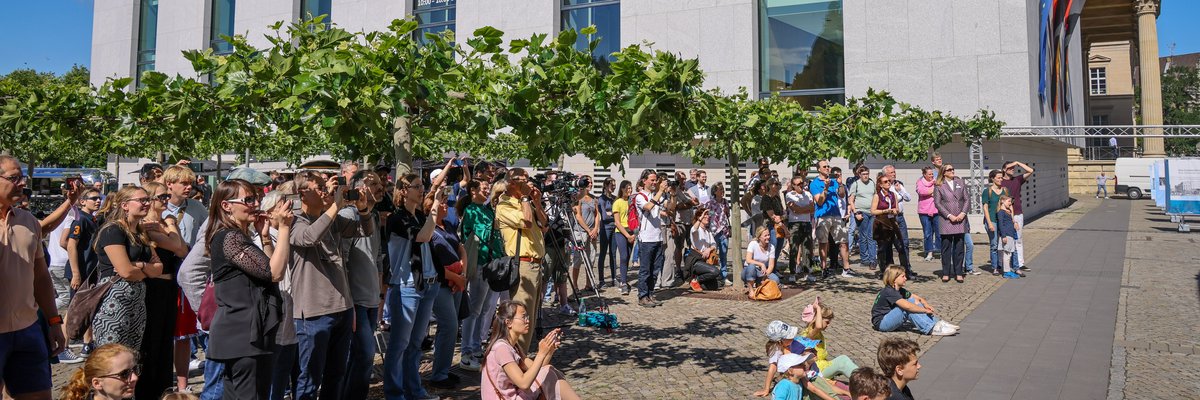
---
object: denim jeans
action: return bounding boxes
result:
[985,227,1000,271]
[342,306,378,400]
[637,241,665,299]
[460,268,493,358]
[431,284,461,381]
[855,214,878,266]
[714,232,730,280]
[383,283,438,400]
[964,231,975,271]
[742,264,779,284]
[613,234,633,285]
[918,214,940,254]
[1097,184,1107,197]
[269,343,297,400]
[200,335,226,400]
[597,223,617,285]
[877,299,940,334]
[294,309,353,400]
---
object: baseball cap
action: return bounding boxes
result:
[429,168,443,181]
[776,353,811,372]
[764,320,799,341]
[226,168,273,186]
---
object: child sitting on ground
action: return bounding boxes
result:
[871,265,959,336]
[755,320,799,397]
[772,353,809,400]
[995,195,1022,279]
[848,367,891,400]
[795,347,851,400]
[800,298,860,379]
[877,338,921,400]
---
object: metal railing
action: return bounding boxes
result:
[1081,145,1140,160]
[1000,125,1200,138]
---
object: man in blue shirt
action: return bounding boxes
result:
[809,160,856,278]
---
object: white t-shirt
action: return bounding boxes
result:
[635,190,664,243]
[691,225,715,251]
[890,180,911,214]
[690,184,711,207]
[785,190,813,223]
[747,241,774,266]
[47,212,75,268]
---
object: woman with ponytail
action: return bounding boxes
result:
[481,301,580,400]
[60,343,140,400]
[92,186,164,349]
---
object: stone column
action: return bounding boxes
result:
[1136,0,1165,157]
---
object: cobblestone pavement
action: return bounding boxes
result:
[1108,200,1200,400]
[47,200,1095,399]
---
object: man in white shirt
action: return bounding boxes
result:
[884,165,915,277]
[634,170,670,308]
[784,176,815,282]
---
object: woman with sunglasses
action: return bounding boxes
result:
[870,172,903,269]
[60,343,140,400]
[204,179,293,399]
[933,164,970,283]
[134,182,191,399]
[92,186,164,350]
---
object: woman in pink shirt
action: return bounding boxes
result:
[915,167,940,261]
[482,301,580,400]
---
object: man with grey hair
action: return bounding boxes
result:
[883,165,915,277]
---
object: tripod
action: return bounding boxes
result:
[537,189,611,332]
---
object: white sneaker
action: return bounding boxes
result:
[458,354,481,371]
[57,349,84,364]
[930,321,958,336]
[840,269,857,278]
[188,359,205,371]
[724,279,734,287]
[944,321,960,330]
[924,253,934,262]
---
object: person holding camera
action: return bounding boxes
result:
[634,169,671,308]
[495,168,549,353]
[287,171,374,400]
[811,160,856,278]
[338,171,384,400]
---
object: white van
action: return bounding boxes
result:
[1114,157,1163,199]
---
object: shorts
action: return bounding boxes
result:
[0,322,53,395]
[175,289,200,340]
[49,265,72,311]
[815,216,849,244]
[999,236,1017,253]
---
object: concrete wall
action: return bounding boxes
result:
[90,0,138,87]
[1068,160,1116,195]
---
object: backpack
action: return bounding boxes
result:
[627,193,648,232]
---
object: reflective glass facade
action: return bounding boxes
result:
[561,0,620,69]
[210,0,236,55]
[135,0,158,86]
[759,0,844,107]
[301,0,333,26]
[414,0,455,43]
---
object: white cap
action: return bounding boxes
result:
[430,168,443,181]
[776,352,811,372]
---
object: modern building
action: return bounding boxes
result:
[95,0,1147,221]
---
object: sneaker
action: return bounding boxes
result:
[458,355,481,372]
[968,270,982,276]
[188,359,205,371]
[944,321,961,330]
[840,269,857,278]
[620,284,631,295]
[689,279,703,292]
[805,274,817,283]
[724,279,734,287]
[1003,271,1021,279]
[993,269,1001,276]
[80,342,95,357]
[68,340,84,350]
[638,297,657,308]
[559,304,576,315]
[57,349,84,364]
[414,393,441,400]
[923,253,934,262]
[428,374,460,389]
[931,321,958,336]
[1019,265,1030,271]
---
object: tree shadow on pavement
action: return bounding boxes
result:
[553,314,760,375]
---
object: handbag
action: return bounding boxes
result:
[705,249,720,266]
[482,220,522,292]
[64,269,116,341]
[197,278,216,331]
[873,216,900,241]
[749,279,782,301]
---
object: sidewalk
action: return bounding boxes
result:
[911,199,1130,400]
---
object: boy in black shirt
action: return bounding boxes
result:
[877,338,920,400]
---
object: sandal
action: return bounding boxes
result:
[941,276,950,283]
[955,276,965,283]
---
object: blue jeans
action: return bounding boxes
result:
[200,335,226,400]
[342,306,378,400]
[294,309,353,400]
[614,234,633,285]
[877,299,940,334]
[637,241,665,299]
[964,231,975,271]
[431,284,461,381]
[460,267,493,357]
[269,343,297,400]
[742,264,779,284]
[1097,184,1107,197]
[855,214,878,266]
[597,223,617,285]
[715,232,730,279]
[985,227,1001,271]
[383,283,438,400]
[918,214,940,254]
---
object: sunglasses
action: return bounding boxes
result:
[225,196,261,206]
[154,194,171,203]
[879,180,892,184]
[84,196,103,201]
[99,365,140,382]
[944,168,956,172]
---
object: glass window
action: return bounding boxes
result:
[414,0,455,43]
[759,0,844,107]
[1089,67,1107,95]
[210,0,236,55]
[136,0,158,87]
[561,0,620,69]
[300,0,332,25]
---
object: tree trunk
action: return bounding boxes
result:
[392,115,413,178]
[727,150,744,287]
[113,156,120,190]
[216,154,223,181]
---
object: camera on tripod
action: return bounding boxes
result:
[533,171,591,195]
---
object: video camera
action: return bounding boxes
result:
[533,171,590,195]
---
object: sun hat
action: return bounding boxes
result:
[776,353,812,372]
[764,320,799,341]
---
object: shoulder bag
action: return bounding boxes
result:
[64,268,116,341]
[749,279,783,301]
[483,219,522,292]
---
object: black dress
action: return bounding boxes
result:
[208,228,283,399]
[136,247,181,400]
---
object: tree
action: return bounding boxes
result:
[1162,65,1200,156]
[0,66,109,169]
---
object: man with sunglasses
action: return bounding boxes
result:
[810,160,856,279]
[1000,161,1034,272]
[0,155,66,400]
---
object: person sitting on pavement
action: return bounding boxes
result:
[60,343,140,400]
[754,320,800,397]
[849,367,891,400]
[687,208,723,291]
[770,353,809,400]
[871,265,959,336]
[481,301,580,400]
[800,298,859,380]
[743,226,780,288]
[794,346,850,400]
[878,338,922,400]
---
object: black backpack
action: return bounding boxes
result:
[482,222,521,292]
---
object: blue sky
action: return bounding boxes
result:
[0,0,1198,76]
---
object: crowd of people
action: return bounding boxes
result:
[0,150,1037,400]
